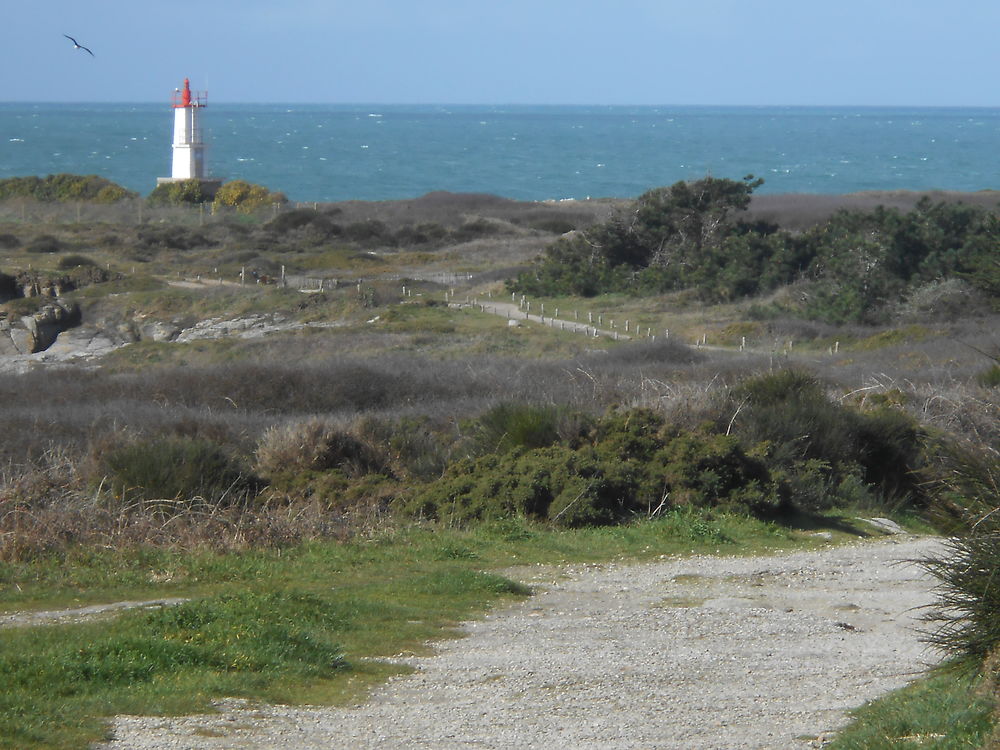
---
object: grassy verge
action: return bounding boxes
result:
[1,510,861,749]
[828,665,996,749]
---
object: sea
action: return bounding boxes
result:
[2,103,1000,203]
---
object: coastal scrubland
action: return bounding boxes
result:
[0,175,998,747]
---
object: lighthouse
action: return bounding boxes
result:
[157,78,221,194]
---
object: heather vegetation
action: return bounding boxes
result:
[0,176,999,746]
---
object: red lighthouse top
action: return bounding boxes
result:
[172,78,207,108]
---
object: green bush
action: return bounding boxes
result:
[343,219,394,246]
[978,364,1000,388]
[56,254,96,269]
[652,431,785,515]
[724,370,925,511]
[401,445,633,528]
[0,174,135,202]
[136,225,215,250]
[921,533,1000,664]
[147,179,209,206]
[400,408,786,528]
[213,180,286,214]
[99,436,255,505]
[24,235,62,254]
[470,403,586,455]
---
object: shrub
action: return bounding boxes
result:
[401,408,786,527]
[451,218,506,242]
[920,439,1000,688]
[97,436,255,505]
[24,235,62,254]
[980,365,1000,388]
[350,415,451,481]
[264,208,340,242]
[652,431,785,515]
[147,179,209,206]
[343,219,394,246]
[1,296,43,316]
[724,369,925,511]
[401,445,631,528]
[137,225,215,251]
[0,233,19,249]
[898,278,990,321]
[469,403,583,455]
[213,180,286,214]
[57,254,97,269]
[0,174,135,202]
[394,222,448,247]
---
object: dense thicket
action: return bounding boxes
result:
[510,176,1000,323]
[146,178,287,212]
[397,371,927,527]
[0,174,134,203]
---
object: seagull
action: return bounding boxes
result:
[63,34,94,57]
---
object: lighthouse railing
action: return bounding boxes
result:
[171,90,208,108]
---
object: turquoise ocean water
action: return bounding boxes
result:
[2,104,1000,202]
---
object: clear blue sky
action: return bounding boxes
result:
[5,0,1000,105]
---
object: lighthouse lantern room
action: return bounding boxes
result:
[157,78,222,193]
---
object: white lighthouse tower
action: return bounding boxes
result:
[157,78,221,194]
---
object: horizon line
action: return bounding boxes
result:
[2,100,1000,110]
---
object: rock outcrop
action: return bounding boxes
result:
[0,299,81,355]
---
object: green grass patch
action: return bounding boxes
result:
[827,665,996,749]
[0,511,860,748]
[853,325,935,351]
[292,246,390,273]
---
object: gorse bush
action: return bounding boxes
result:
[399,409,787,527]
[213,180,286,214]
[401,445,636,527]
[0,174,134,202]
[147,178,209,206]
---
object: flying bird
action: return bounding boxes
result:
[63,34,94,57]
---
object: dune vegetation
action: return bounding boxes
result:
[0,176,998,747]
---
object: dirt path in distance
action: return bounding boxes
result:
[99,536,942,750]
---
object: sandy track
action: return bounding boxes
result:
[98,536,942,750]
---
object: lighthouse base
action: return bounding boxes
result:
[155,177,224,201]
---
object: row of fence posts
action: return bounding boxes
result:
[438,288,840,354]
[191,274,841,355]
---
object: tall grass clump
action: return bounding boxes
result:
[469,403,590,455]
[254,418,388,479]
[96,435,256,506]
[920,440,1000,665]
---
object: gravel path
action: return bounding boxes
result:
[98,536,943,750]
